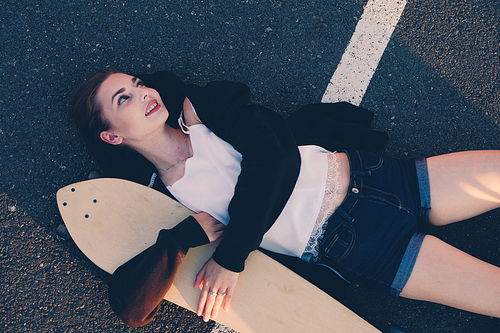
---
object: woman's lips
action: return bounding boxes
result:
[146,99,160,116]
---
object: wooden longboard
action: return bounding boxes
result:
[57,178,380,333]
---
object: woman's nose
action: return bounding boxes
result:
[141,89,148,100]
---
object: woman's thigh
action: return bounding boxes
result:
[427,150,500,225]
[400,235,500,317]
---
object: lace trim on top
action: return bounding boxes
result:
[301,152,343,262]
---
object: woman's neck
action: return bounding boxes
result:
[131,125,192,184]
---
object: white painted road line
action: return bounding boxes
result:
[322,0,407,106]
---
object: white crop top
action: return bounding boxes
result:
[168,111,341,259]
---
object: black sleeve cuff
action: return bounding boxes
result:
[212,239,250,273]
[168,216,210,253]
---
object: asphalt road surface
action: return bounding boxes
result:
[2,0,500,332]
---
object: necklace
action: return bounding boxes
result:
[157,134,193,172]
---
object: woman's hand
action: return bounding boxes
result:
[194,258,239,322]
[193,213,224,242]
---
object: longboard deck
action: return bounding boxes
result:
[57,178,380,333]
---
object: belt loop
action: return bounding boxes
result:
[341,149,363,174]
[340,149,366,194]
[337,206,355,223]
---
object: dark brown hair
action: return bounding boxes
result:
[70,69,155,181]
[70,68,117,148]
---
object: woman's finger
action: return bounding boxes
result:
[194,262,208,288]
[197,287,209,316]
[211,290,227,320]
[223,285,234,312]
[202,289,218,322]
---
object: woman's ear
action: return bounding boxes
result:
[100,130,124,145]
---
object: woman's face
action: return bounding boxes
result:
[95,73,169,146]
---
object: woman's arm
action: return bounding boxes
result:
[108,213,222,327]
[186,80,301,272]
[185,81,301,321]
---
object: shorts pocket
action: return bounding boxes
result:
[319,223,355,261]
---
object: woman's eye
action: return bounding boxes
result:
[137,80,144,87]
[118,95,129,105]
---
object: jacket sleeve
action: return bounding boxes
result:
[186,81,301,272]
[287,102,389,152]
[108,216,209,327]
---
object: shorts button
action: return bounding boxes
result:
[352,188,359,194]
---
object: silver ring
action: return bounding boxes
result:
[218,292,226,297]
[209,291,216,297]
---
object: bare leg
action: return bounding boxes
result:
[400,150,500,316]
[427,150,500,225]
[400,235,500,317]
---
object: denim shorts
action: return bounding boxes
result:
[317,150,430,296]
